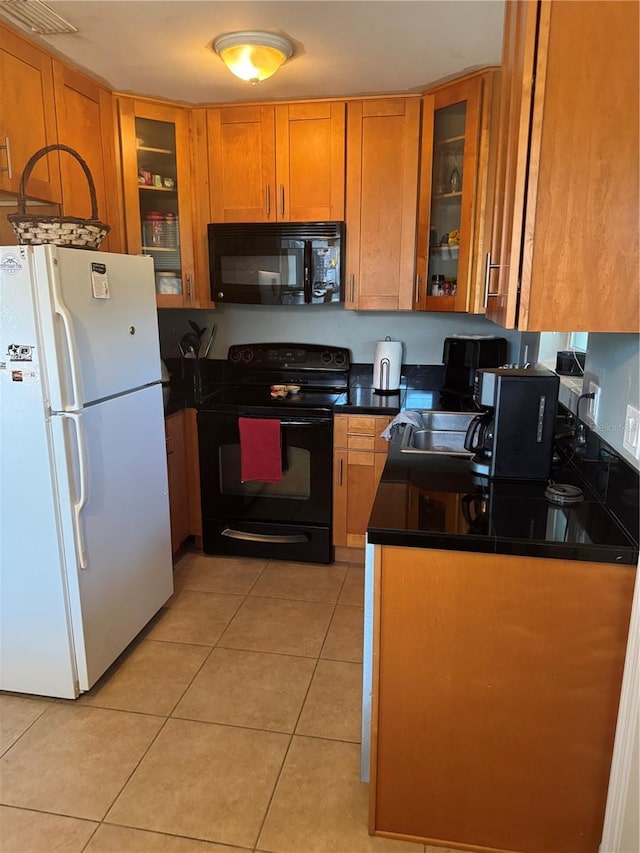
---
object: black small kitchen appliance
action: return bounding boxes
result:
[441,336,508,398]
[464,366,560,480]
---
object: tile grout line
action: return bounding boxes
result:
[249,564,352,851]
[78,554,271,852]
[2,556,369,852]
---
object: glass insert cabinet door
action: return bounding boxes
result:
[415,76,482,313]
[136,117,181,295]
[118,99,195,306]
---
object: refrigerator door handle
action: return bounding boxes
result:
[51,274,82,411]
[61,411,89,569]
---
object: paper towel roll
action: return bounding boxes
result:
[373,339,402,392]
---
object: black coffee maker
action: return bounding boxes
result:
[464,366,560,480]
[441,336,508,399]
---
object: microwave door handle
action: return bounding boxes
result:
[303,240,312,303]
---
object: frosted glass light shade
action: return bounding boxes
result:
[213,31,293,83]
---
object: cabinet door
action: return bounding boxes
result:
[520,0,639,331]
[275,101,345,221]
[0,24,61,202]
[346,99,421,310]
[119,98,195,308]
[333,449,388,549]
[53,62,123,253]
[416,73,499,314]
[333,415,392,548]
[207,105,276,222]
[184,408,202,543]
[165,411,190,553]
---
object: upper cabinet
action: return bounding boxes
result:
[118,97,210,308]
[52,62,123,253]
[0,24,61,202]
[487,0,639,332]
[345,98,421,311]
[414,71,499,314]
[208,101,346,223]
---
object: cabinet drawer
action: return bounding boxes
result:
[334,414,391,452]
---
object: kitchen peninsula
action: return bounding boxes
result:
[362,433,638,852]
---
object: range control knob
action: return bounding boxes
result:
[321,350,333,365]
[242,349,253,362]
[229,348,242,362]
[334,351,346,367]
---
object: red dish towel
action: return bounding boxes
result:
[239,417,282,483]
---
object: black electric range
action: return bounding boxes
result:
[197,343,350,564]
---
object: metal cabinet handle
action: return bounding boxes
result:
[265,184,271,216]
[414,273,421,304]
[483,251,500,308]
[338,458,343,486]
[1,137,12,178]
[280,184,285,217]
[349,274,355,303]
[186,273,193,302]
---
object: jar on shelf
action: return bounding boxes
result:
[430,274,446,296]
[143,211,164,246]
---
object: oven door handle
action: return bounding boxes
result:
[221,528,310,544]
[279,419,330,427]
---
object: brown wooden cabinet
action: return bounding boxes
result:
[415,70,500,314]
[345,98,420,310]
[52,61,123,253]
[0,24,61,202]
[118,97,210,308]
[333,415,392,552]
[486,0,639,332]
[165,408,203,555]
[369,545,636,852]
[207,101,345,223]
[165,410,190,553]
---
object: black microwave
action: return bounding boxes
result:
[208,221,345,305]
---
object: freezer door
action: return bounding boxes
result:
[31,246,161,410]
[51,383,173,690]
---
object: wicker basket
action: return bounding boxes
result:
[7,144,110,250]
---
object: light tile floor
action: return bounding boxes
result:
[0,552,466,853]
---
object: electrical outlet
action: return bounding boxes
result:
[623,405,640,459]
[587,381,601,426]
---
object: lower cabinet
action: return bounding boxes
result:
[165,408,202,554]
[333,415,392,553]
[369,545,636,853]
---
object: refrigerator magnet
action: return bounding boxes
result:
[90,262,110,299]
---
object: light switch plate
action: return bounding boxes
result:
[623,405,640,459]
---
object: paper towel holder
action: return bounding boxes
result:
[373,336,402,395]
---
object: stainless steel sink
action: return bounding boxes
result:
[398,411,475,456]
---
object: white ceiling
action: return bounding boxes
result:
[11,0,505,105]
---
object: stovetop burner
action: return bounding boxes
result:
[199,343,351,415]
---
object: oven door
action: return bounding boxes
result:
[198,410,333,562]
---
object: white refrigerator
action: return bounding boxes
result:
[0,245,174,699]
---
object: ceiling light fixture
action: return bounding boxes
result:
[213,30,293,84]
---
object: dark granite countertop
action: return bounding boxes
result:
[368,433,639,565]
[337,364,480,415]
